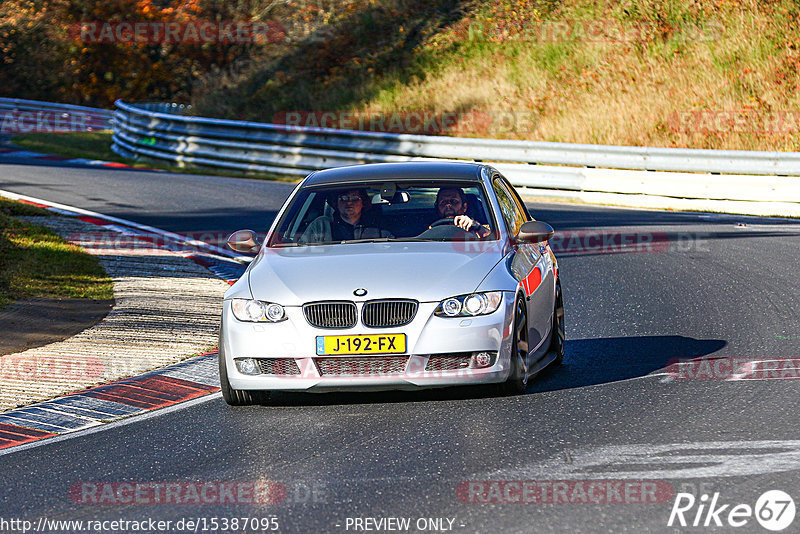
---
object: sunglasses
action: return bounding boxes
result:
[338,195,362,203]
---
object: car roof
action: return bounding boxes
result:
[302,162,486,187]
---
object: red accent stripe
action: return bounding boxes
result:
[523,266,542,295]
[14,198,50,208]
[131,235,158,245]
[0,430,29,441]
[83,375,218,409]
[0,423,54,438]
[134,375,219,393]
[102,162,130,168]
[83,386,172,409]
[77,215,111,226]
[0,423,56,450]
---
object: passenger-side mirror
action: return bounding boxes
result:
[226,229,261,254]
[516,221,554,243]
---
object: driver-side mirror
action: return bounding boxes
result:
[516,221,554,243]
[227,229,261,254]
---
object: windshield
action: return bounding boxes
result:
[268,181,498,247]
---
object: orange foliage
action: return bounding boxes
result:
[0,0,289,106]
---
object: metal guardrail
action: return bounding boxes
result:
[0,97,112,131]
[112,99,799,208]
[0,96,793,215]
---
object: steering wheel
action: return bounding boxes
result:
[429,217,481,232]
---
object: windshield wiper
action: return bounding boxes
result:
[338,238,394,244]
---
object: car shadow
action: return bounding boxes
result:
[257,335,726,407]
[526,335,727,394]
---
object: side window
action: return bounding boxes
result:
[278,191,322,244]
[500,176,532,222]
[492,177,526,236]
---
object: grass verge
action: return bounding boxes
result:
[10,132,297,182]
[12,132,128,164]
[0,199,113,309]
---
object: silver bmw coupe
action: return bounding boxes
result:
[219,162,564,405]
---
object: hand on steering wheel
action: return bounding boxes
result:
[453,215,480,232]
[429,216,480,232]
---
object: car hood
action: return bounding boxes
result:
[246,241,506,305]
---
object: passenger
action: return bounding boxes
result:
[433,187,491,238]
[300,189,393,243]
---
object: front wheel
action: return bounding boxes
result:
[498,296,529,395]
[218,351,269,406]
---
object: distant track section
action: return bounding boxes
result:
[111,99,800,217]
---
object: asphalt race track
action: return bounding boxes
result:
[2,156,800,533]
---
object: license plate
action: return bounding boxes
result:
[316,334,406,355]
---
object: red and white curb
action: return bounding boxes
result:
[0,144,153,170]
[0,189,251,452]
[0,352,220,451]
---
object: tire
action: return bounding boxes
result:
[218,351,269,406]
[550,279,565,365]
[498,296,529,395]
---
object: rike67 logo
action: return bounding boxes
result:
[668,490,796,531]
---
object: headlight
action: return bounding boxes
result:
[434,292,502,317]
[231,299,286,322]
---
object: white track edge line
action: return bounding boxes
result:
[0,188,243,261]
[0,392,221,457]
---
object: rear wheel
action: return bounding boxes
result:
[218,351,269,406]
[550,279,565,365]
[498,296,529,395]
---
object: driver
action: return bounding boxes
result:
[300,188,393,243]
[433,187,491,238]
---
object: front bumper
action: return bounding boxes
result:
[220,295,515,392]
